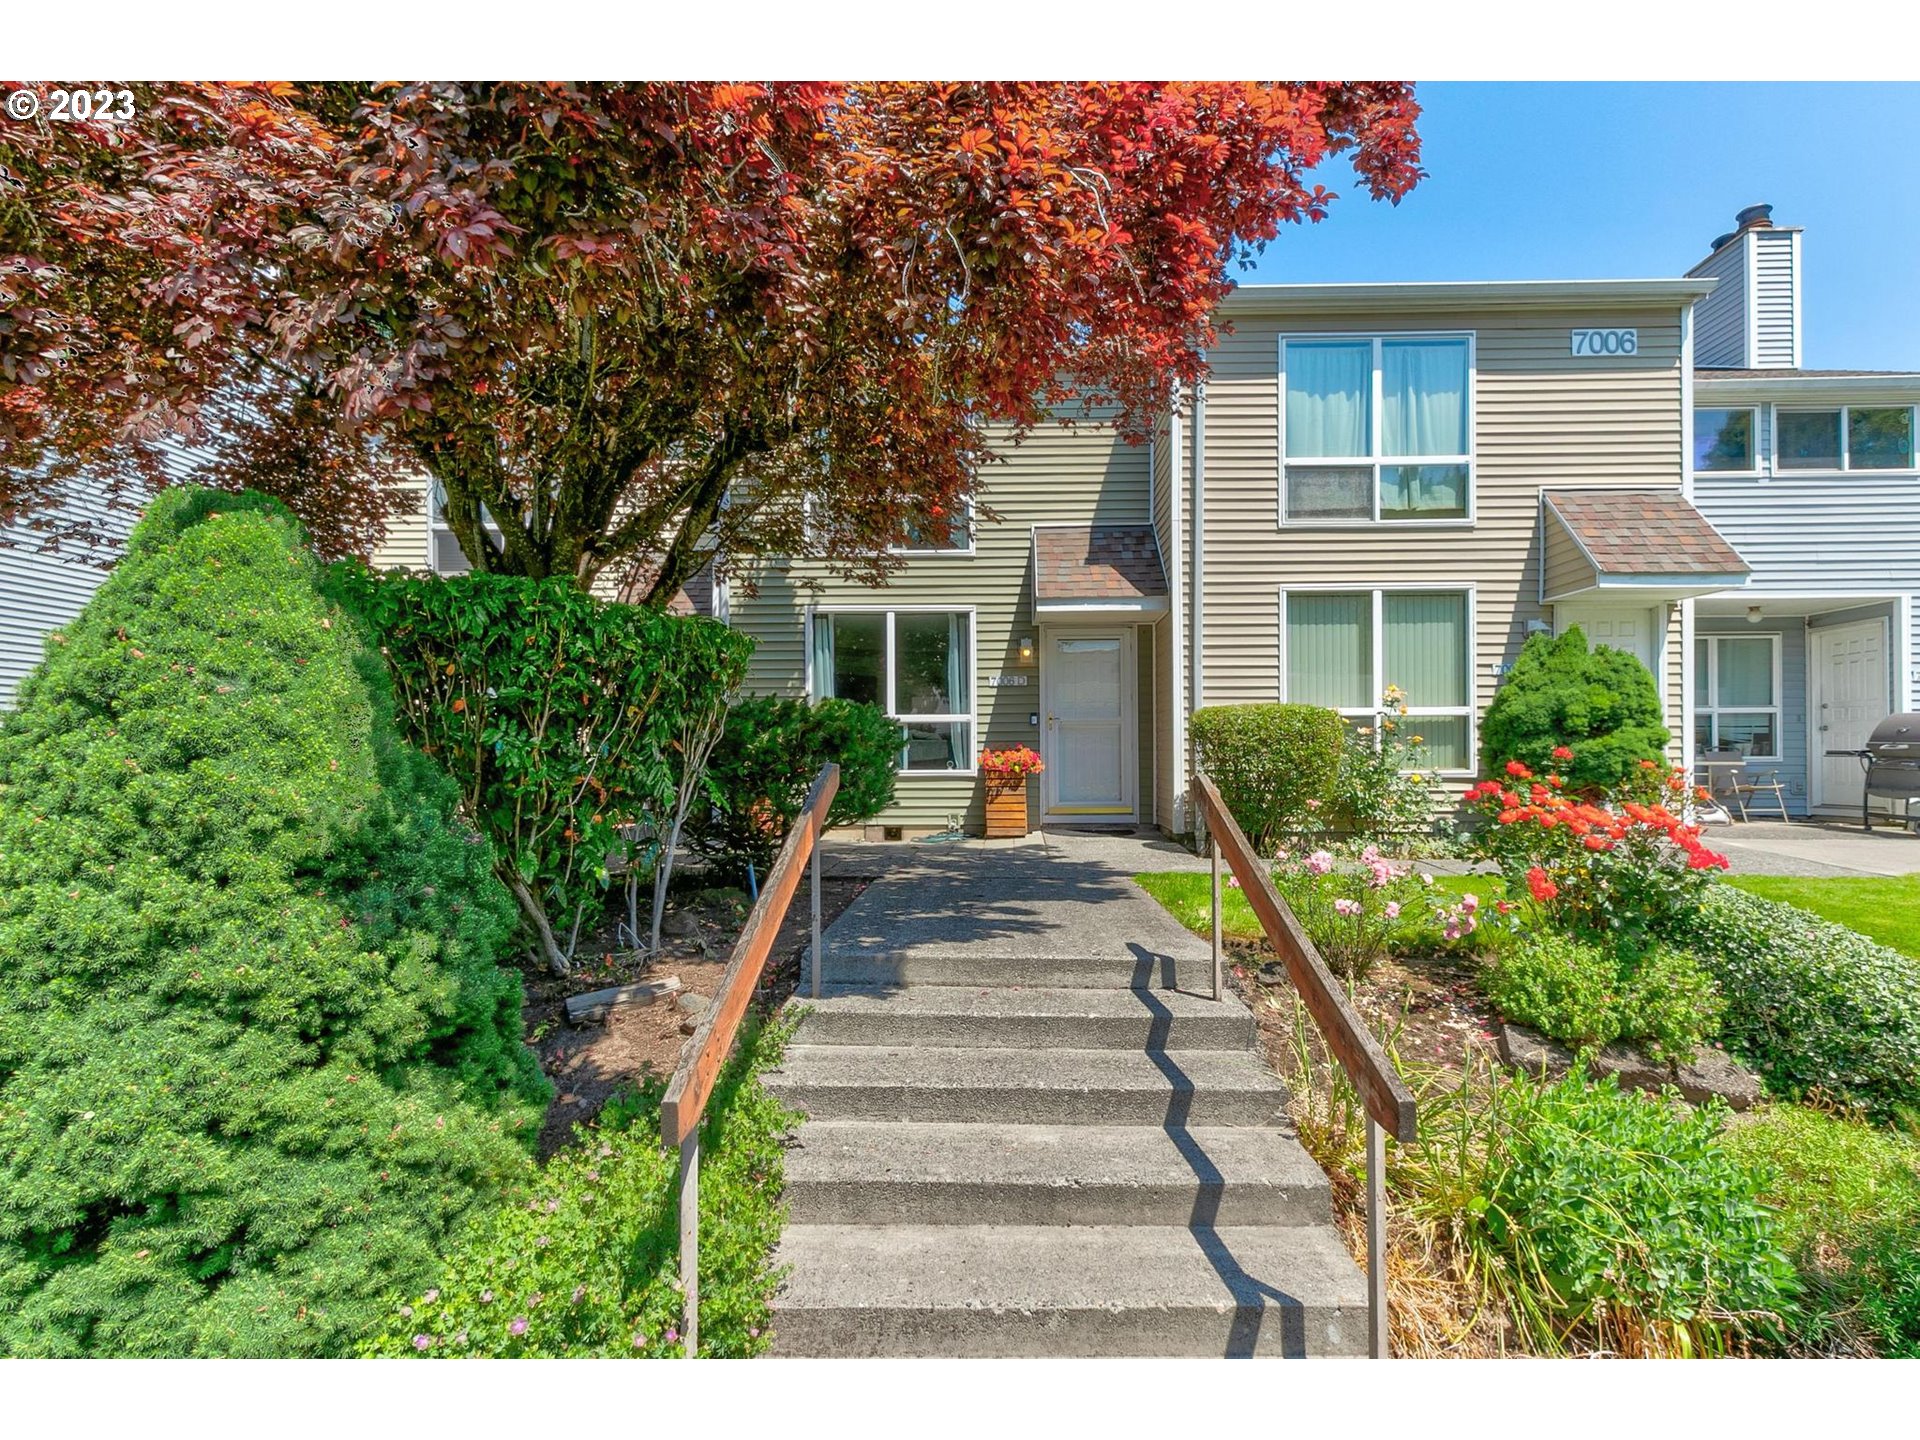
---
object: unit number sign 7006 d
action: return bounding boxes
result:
[1570,328,1638,356]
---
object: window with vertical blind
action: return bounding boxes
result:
[1693,634,1780,760]
[1283,588,1474,772]
[809,609,975,773]
[1282,334,1473,524]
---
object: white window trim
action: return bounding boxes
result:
[888,492,977,557]
[426,481,503,575]
[1276,583,1479,777]
[1691,404,1761,477]
[1276,330,1478,529]
[1695,632,1784,763]
[1771,402,1919,477]
[804,604,980,778]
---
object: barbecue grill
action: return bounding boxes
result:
[1826,712,1920,833]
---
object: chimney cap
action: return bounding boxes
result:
[1709,231,1737,253]
[1735,203,1774,228]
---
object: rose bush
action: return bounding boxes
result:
[1266,845,1482,981]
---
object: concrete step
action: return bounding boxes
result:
[785,1121,1332,1227]
[807,947,1213,993]
[792,985,1255,1051]
[766,1044,1290,1127]
[771,1223,1369,1357]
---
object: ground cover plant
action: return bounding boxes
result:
[332,565,751,972]
[1723,1105,1920,1357]
[1478,627,1669,793]
[1680,885,1920,1121]
[1190,703,1345,853]
[363,1013,798,1359]
[1721,874,1920,960]
[0,490,547,1358]
[1479,931,1723,1063]
[688,696,899,882]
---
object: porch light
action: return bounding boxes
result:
[1746,605,1764,625]
[1017,634,1036,665]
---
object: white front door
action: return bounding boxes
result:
[1556,605,1660,672]
[1042,630,1133,819]
[1813,619,1890,810]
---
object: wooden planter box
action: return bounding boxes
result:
[982,781,1031,839]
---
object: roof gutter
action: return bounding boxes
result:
[1695,374,1920,401]
[1218,277,1717,316]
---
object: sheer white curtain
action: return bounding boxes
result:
[1286,343,1370,458]
[1382,340,1466,457]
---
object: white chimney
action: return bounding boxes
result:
[1687,204,1802,370]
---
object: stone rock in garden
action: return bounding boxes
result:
[662,910,700,937]
[1496,1022,1761,1110]
[677,991,711,1018]
[1496,1022,1575,1080]
[1668,1048,1763,1111]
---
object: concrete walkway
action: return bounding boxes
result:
[1704,819,1920,878]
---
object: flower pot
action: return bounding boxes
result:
[983,781,1031,839]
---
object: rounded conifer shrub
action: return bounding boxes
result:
[0,490,548,1357]
[1479,626,1670,793]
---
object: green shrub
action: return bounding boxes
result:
[689,697,899,881]
[1724,1107,1920,1357]
[1191,703,1344,852]
[1681,886,1920,1120]
[363,1013,798,1358]
[1401,1064,1794,1354]
[1478,627,1670,793]
[0,490,546,1357]
[1483,932,1723,1062]
[330,565,753,971]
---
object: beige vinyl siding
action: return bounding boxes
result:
[1689,239,1748,368]
[1195,304,1688,783]
[372,479,431,571]
[1136,622,1155,826]
[1752,229,1800,369]
[730,419,1152,832]
[1152,612,1175,829]
[1541,516,1598,600]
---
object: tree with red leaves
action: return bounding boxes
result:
[2,82,1422,599]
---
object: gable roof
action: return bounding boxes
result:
[1031,524,1167,614]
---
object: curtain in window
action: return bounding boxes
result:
[1383,592,1468,706]
[1286,593,1372,708]
[1285,343,1370,458]
[1715,637,1773,706]
[810,613,835,702]
[1382,340,1467,457]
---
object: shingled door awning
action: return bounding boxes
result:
[1030,524,1169,617]
[1540,489,1751,603]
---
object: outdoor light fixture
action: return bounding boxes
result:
[1018,634,1036,664]
[1747,605,1764,625]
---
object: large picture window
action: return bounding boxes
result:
[1776,406,1915,472]
[1693,635,1781,761]
[1283,335,1472,524]
[810,609,974,772]
[1283,588,1474,771]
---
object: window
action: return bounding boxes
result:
[427,482,502,575]
[1777,406,1915,472]
[1694,408,1756,472]
[892,496,975,555]
[1283,335,1472,523]
[810,609,974,772]
[1283,588,1474,771]
[1693,635,1780,761]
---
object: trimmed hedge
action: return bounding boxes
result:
[1681,886,1920,1119]
[1479,627,1670,793]
[688,697,899,879]
[0,490,546,1356]
[1190,703,1344,851]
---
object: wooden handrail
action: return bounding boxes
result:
[659,761,838,1356]
[1191,770,1415,1358]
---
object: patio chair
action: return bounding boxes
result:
[1700,749,1791,822]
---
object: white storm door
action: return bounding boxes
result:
[1044,632,1132,816]
[1814,619,1889,810]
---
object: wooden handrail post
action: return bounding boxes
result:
[1209,836,1223,1001]
[679,1130,699,1358]
[1367,1116,1387,1359]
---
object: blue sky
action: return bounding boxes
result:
[1237,83,1920,372]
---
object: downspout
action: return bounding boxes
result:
[1679,299,1697,776]
[1189,381,1207,843]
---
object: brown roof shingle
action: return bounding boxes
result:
[1542,489,1749,577]
[1033,524,1167,604]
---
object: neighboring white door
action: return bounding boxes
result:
[1555,605,1660,672]
[1813,619,1890,810]
[1042,630,1133,818]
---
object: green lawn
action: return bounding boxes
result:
[1133,869,1483,944]
[1721,874,1920,959]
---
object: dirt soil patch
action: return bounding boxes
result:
[522,875,868,1157]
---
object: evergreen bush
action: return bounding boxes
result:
[0,490,546,1357]
[1190,703,1344,852]
[1478,627,1670,793]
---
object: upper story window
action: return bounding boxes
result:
[1776,406,1915,472]
[891,495,975,555]
[1694,408,1757,472]
[1282,335,1472,525]
[427,482,502,575]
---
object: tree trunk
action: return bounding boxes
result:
[505,873,571,975]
